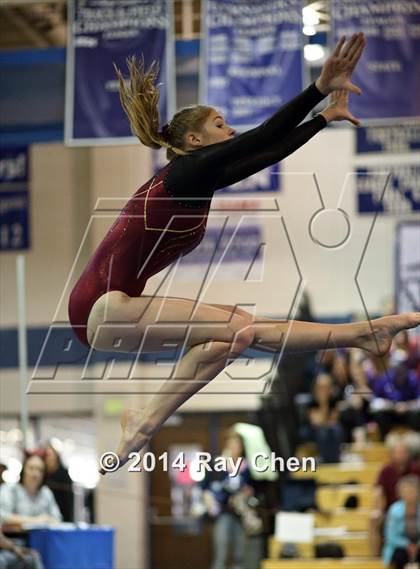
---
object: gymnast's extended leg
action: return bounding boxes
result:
[88,292,420,473]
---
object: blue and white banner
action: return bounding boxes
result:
[200,0,303,131]
[356,164,420,214]
[65,0,175,145]
[356,123,420,154]
[0,147,28,183]
[0,146,30,251]
[332,0,420,122]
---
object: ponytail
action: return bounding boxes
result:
[113,55,187,156]
[114,54,213,160]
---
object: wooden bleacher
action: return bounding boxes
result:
[260,442,388,569]
[314,508,370,531]
[268,533,371,558]
[349,443,389,464]
[317,483,374,509]
[292,462,381,485]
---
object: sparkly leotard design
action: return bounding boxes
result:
[68,83,327,347]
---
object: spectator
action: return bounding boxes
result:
[318,349,350,393]
[383,475,420,568]
[365,342,420,439]
[299,373,344,463]
[0,452,62,527]
[205,431,255,569]
[370,440,420,556]
[321,349,371,443]
[0,530,43,569]
[44,441,74,522]
[392,330,420,375]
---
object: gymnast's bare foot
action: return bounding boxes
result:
[99,409,154,475]
[357,312,420,356]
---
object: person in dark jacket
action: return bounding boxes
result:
[44,441,74,522]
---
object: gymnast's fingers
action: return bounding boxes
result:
[345,33,364,61]
[340,33,359,59]
[349,40,366,69]
[332,35,346,57]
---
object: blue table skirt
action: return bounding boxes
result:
[28,527,114,569]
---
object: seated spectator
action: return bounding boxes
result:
[370,439,420,556]
[44,441,74,522]
[367,351,420,438]
[317,348,351,394]
[0,452,62,527]
[392,330,420,375]
[299,373,344,463]
[0,530,43,569]
[321,348,371,443]
[383,475,420,569]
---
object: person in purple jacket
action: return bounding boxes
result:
[368,356,420,438]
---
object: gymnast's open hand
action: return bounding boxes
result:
[320,89,361,127]
[315,32,366,96]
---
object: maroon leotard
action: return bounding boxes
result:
[68,83,327,347]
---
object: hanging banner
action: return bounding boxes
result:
[0,146,30,251]
[356,123,420,154]
[332,0,420,122]
[200,0,304,131]
[356,164,420,214]
[65,0,175,146]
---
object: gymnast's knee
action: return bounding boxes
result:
[229,317,256,354]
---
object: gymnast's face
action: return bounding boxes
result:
[186,108,236,149]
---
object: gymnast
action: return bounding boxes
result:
[67,33,420,474]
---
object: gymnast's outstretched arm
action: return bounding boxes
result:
[215,114,327,189]
[216,86,362,189]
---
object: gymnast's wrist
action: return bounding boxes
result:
[319,107,335,124]
[315,77,330,96]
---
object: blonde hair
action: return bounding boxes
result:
[114,55,213,160]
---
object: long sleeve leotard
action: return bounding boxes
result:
[68,83,327,347]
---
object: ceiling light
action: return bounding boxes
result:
[303,25,316,36]
[304,44,325,62]
[303,6,320,26]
